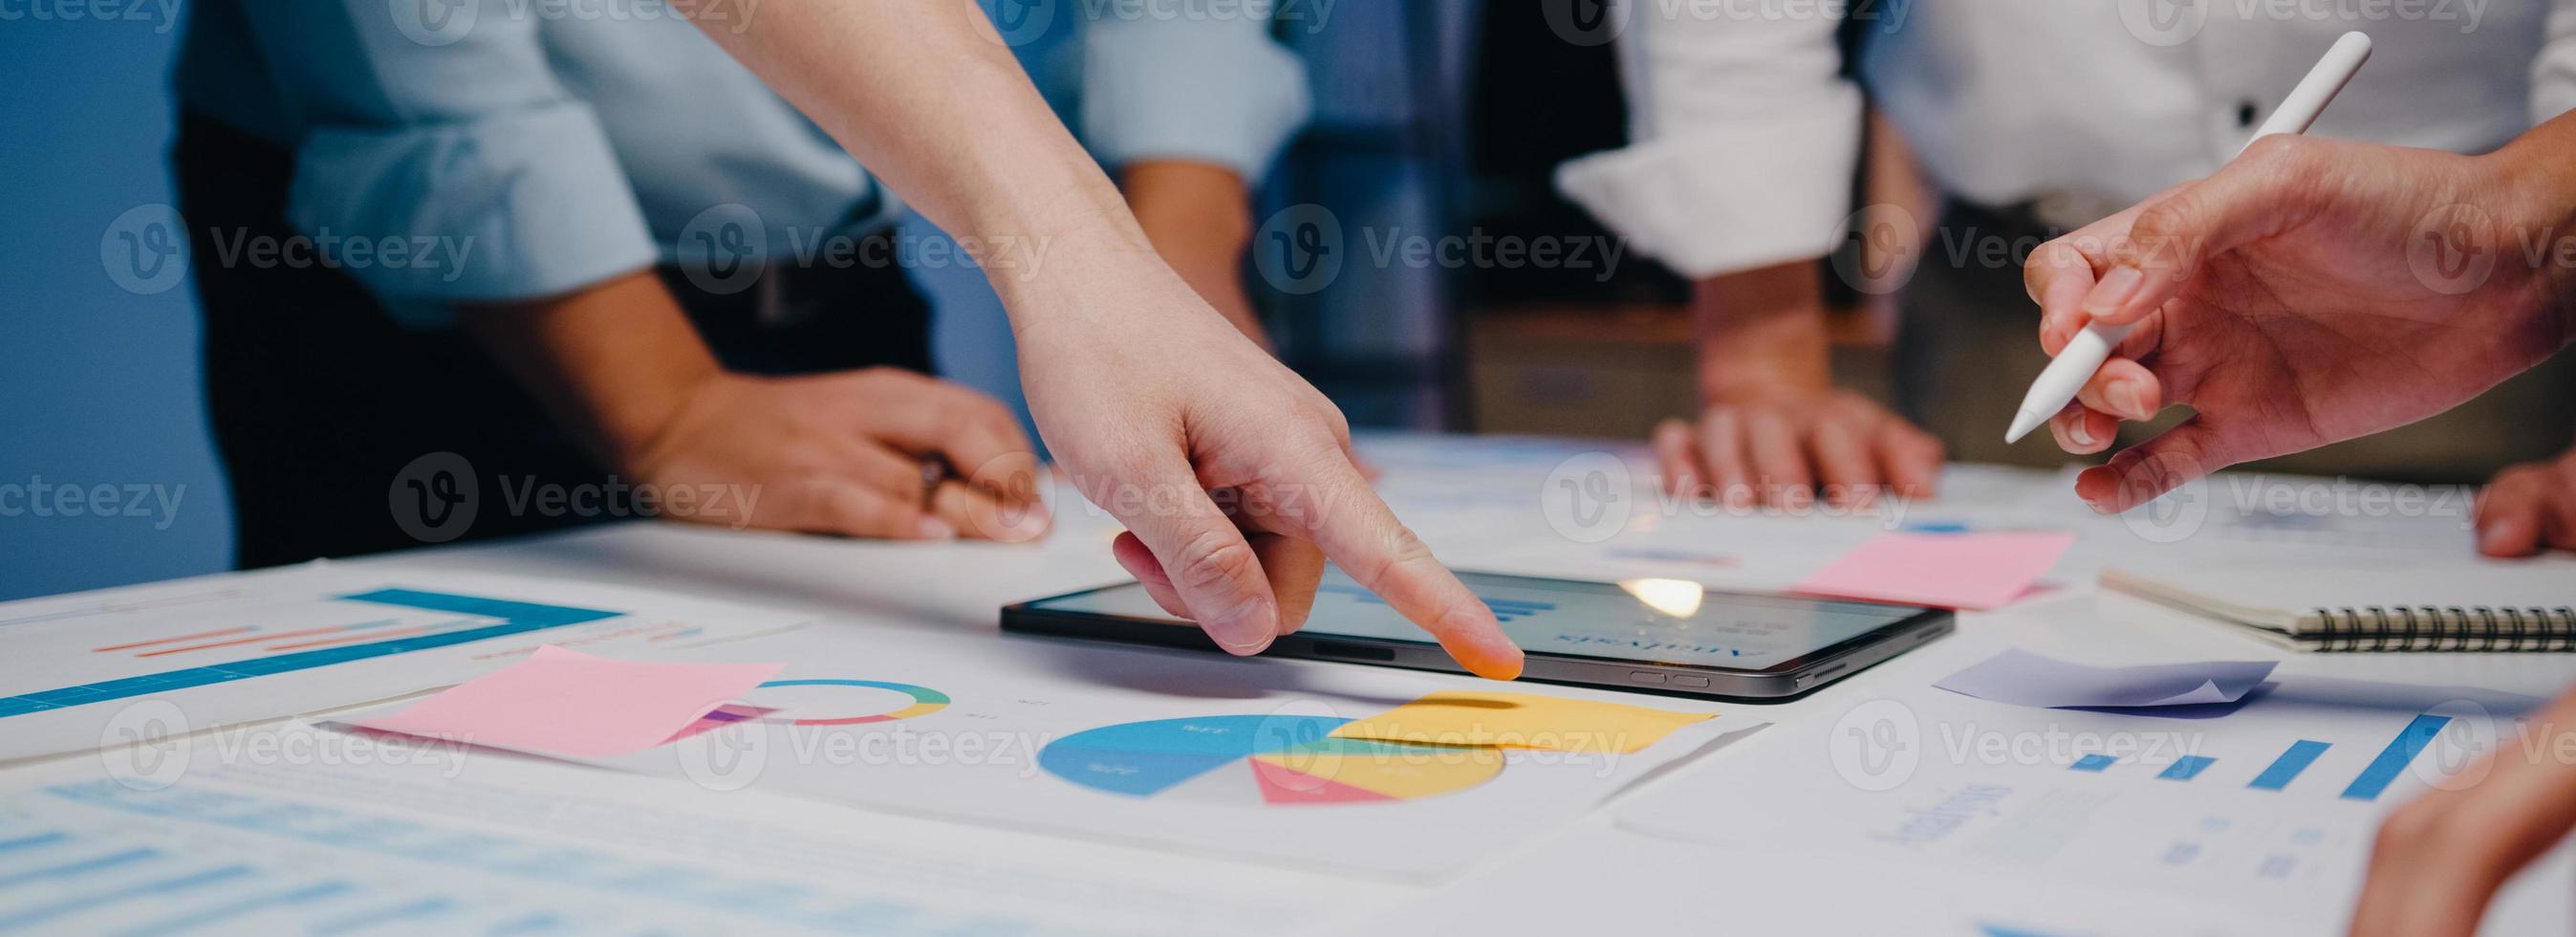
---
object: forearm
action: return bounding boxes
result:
[1693,261,1833,402]
[457,271,723,469]
[1122,160,1261,342]
[689,0,1158,311]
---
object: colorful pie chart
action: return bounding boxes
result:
[678,679,948,737]
[1039,714,1503,805]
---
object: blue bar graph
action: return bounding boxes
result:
[0,864,255,930]
[2249,740,2332,792]
[121,880,355,934]
[484,912,571,935]
[0,590,623,718]
[35,780,1031,934]
[2342,714,2454,801]
[2158,756,2216,780]
[310,897,462,935]
[0,847,159,888]
[0,832,67,855]
[2070,754,2116,773]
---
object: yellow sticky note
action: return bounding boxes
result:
[1328,691,1714,754]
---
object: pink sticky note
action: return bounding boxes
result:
[357,645,781,757]
[1790,532,2075,610]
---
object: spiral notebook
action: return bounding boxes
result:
[2103,562,2576,652]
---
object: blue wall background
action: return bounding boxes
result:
[0,11,233,601]
[0,6,1460,603]
[0,11,1034,602]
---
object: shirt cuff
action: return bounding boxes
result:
[287,101,660,322]
[1553,90,1863,280]
[1080,17,1311,184]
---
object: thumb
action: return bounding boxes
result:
[1102,456,1281,655]
[2088,138,2328,327]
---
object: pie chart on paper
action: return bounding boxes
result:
[1039,714,1502,805]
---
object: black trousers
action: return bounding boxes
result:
[176,113,936,569]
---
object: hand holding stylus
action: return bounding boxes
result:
[2006,32,2374,447]
[2020,115,2576,512]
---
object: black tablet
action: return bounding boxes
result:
[1003,568,1951,701]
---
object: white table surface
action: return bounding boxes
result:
[13,432,2575,934]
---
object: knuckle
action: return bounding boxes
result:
[1172,528,1261,595]
[778,441,833,472]
[2132,197,2197,248]
[820,486,891,534]
[2372,802,2434,855]
[2492,466,2545,491]
[1312,399,1353,442]
[1353,525,1434,586]
[848,366,899,390]
[2238,134,2311,175]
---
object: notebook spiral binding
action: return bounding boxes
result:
[2309,605,2576,652]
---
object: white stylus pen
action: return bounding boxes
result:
[2002,31,2374,445]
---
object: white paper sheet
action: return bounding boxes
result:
[0,723,1386,935]
[335,623,1760,880]
[0,564,812,763]
[1935,649,2278,708]
[1612,665,2553,925]
[1368,817,2326,937]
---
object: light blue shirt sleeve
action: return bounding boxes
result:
[1078,5,1312,183]
[231,0,660,316]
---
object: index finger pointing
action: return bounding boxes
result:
[1285,467,1524,680]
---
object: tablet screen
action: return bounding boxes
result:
[1022,568,1927,672]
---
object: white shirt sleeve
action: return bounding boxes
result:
[1554,0,1862,280]
[2534,0,2576,122]
[239,0,659,315]
[1079,5,1312,185]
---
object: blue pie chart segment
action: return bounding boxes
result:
[1039,714,1347,797]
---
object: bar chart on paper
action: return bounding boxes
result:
[1630,676,2543,918]
[2,778,1075,935]
[0,568,810,760]
[0,589,624,718]
[2057,711,2462,802]
[1943,695,2521,907]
